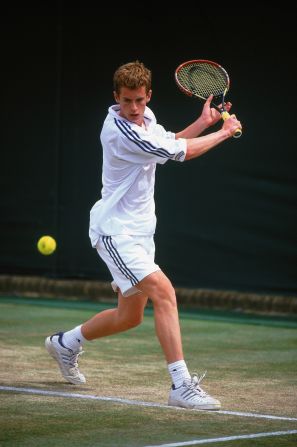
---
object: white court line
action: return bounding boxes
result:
[1,385,297,422]
[143,430,297,447]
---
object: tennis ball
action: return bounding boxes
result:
[37,235,57,255]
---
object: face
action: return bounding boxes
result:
[114,86,152,126]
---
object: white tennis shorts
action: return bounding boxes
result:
[95,234,160,297]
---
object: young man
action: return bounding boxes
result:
[45,61,241,410]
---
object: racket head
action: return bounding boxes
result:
[175,59,230,104]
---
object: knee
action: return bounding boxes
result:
[138,271,177,309]
[119,310,144,330]
[127,312,144,329]
[149,277,177,308]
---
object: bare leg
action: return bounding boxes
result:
[81,291,148,340]
[137,270,184,363]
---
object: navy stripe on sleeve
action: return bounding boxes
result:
[114,118,175,159]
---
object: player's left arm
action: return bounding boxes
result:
[176,96,232,139]
[184,115,241,160]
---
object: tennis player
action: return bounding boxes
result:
[45,61,241,410]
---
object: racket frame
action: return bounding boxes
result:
[175,59,230,113]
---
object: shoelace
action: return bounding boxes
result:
[68,350,84,368]
[186,371,208,397]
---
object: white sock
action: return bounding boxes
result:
[62,325,86,350]
[168,360,191,388]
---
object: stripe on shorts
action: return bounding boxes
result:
[102,236,139,286]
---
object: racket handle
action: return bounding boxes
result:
[221,111,242,138]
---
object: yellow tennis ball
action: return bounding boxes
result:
[37,235,57,255]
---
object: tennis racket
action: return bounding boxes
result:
[175,59,242,138]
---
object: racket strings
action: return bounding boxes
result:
[177,63,228,99]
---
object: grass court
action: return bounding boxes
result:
[0,296,297,446]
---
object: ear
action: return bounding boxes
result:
[113,91,119,103]
[146,89,152,103]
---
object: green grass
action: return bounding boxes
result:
[0,297,297,447]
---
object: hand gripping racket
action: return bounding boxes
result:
[175,59,242,138]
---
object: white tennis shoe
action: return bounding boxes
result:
[168,373,221,410]
[45,332,86,384]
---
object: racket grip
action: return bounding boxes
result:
[221,111,242,138]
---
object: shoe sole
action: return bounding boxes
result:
[168,399,221,410]
[45,337,86,385]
